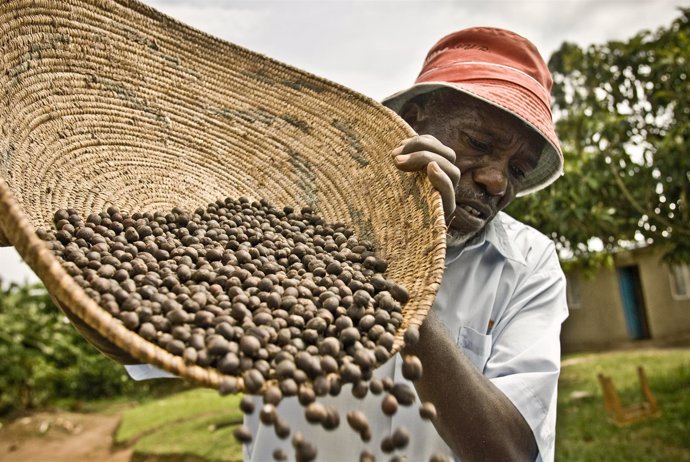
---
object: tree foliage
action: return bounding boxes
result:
[507,8,690,265]
[0,281,181,416]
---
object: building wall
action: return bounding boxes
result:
[560,246,690,353]
[632,248,690,338]
[560,265,630,353]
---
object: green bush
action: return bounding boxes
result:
[0,281,181,415]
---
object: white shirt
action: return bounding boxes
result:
[243,212,568,462]
[127,212,568,462]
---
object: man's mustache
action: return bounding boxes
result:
[454,185,499,215]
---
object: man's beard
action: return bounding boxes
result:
[446,226,476,248]
[445,184,499,248]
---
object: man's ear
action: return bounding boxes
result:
[399,101,426,128]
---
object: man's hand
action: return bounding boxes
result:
[391,135,460,223]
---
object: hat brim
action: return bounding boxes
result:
[382,82,563,196]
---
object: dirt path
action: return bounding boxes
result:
[0,410,134,462]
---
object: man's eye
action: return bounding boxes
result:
[467,136,490,152]
[510,164,526,180]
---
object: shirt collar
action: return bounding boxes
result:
[446,212,527,266]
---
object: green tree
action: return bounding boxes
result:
[508,8,690,266]
[0,281,180,415]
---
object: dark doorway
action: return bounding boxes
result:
[617,266,651,340]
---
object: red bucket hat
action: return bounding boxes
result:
[383,27,563,196]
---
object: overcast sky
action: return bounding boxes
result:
[1,0,687,286]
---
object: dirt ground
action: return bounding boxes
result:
[0,410,133,462]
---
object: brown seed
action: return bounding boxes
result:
[380,435,395,454]
[260,404,277,425]
[359,449,376,462]
[419,401,438,420]
[275,359,296,380]
[264,385,283,405]
[166,308,189,325]
[274,416,291,439]
[391,426,410,449]
[120,311,139,330]
[207,336,231,356]
[240,335,262,357]
[219,377,239,395]
[304,402,327,424]
[369,378,384,395]
[374,345,390,363]
[352,289,371,307]
[377,332,395,351]
[402,354,423,381]
[298,385,316,406]
[272,449,288,461]
[313,376,330,396]
[340,326,361,345]
[183,347,198,364]
[328,375,342,396]
[280,378,298,396]
[291,431,305,448]
[358,314,376,331]
[233,425,253,443]
[391,383,416,406]
[321,296,339,312]
[166,339,185,355]
[138,322,156,340]
[351,380,369,399]
[346,410,370,434]
[389,283,409,304]
[296,441,317,462]
[243,369,265,394]
[381,394,398,416]
[353,348,376,370]
[403,325,420,347]
[322,406,340,431]
[319,355,338,374]
[240,395,255,414]
[340,363,362,384]
[97,264,116,278]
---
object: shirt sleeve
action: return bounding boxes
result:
[484,242,568,462]
[124,364,178,380]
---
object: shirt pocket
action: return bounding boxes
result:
[457,326,492,372]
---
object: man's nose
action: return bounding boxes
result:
[472,164,508,197]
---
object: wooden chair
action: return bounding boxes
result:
[597,366,661,426]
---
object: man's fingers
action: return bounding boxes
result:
[397,135,456,163]
[394,151,460,186]
[427,162,456,220]
[391,135,460,220]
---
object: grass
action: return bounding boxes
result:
[556,348,690,461]
[115,388,243,462]
[113,348,690,462]
[131,413,243,462]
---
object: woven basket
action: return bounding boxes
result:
[0,0,446,390]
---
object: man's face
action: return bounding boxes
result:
[405,89,544,244]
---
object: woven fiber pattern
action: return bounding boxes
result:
[0,0,446,390]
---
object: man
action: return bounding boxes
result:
[244,27,568,462]
[77,26,567,462]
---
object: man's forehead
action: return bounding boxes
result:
[450,98,543,145]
